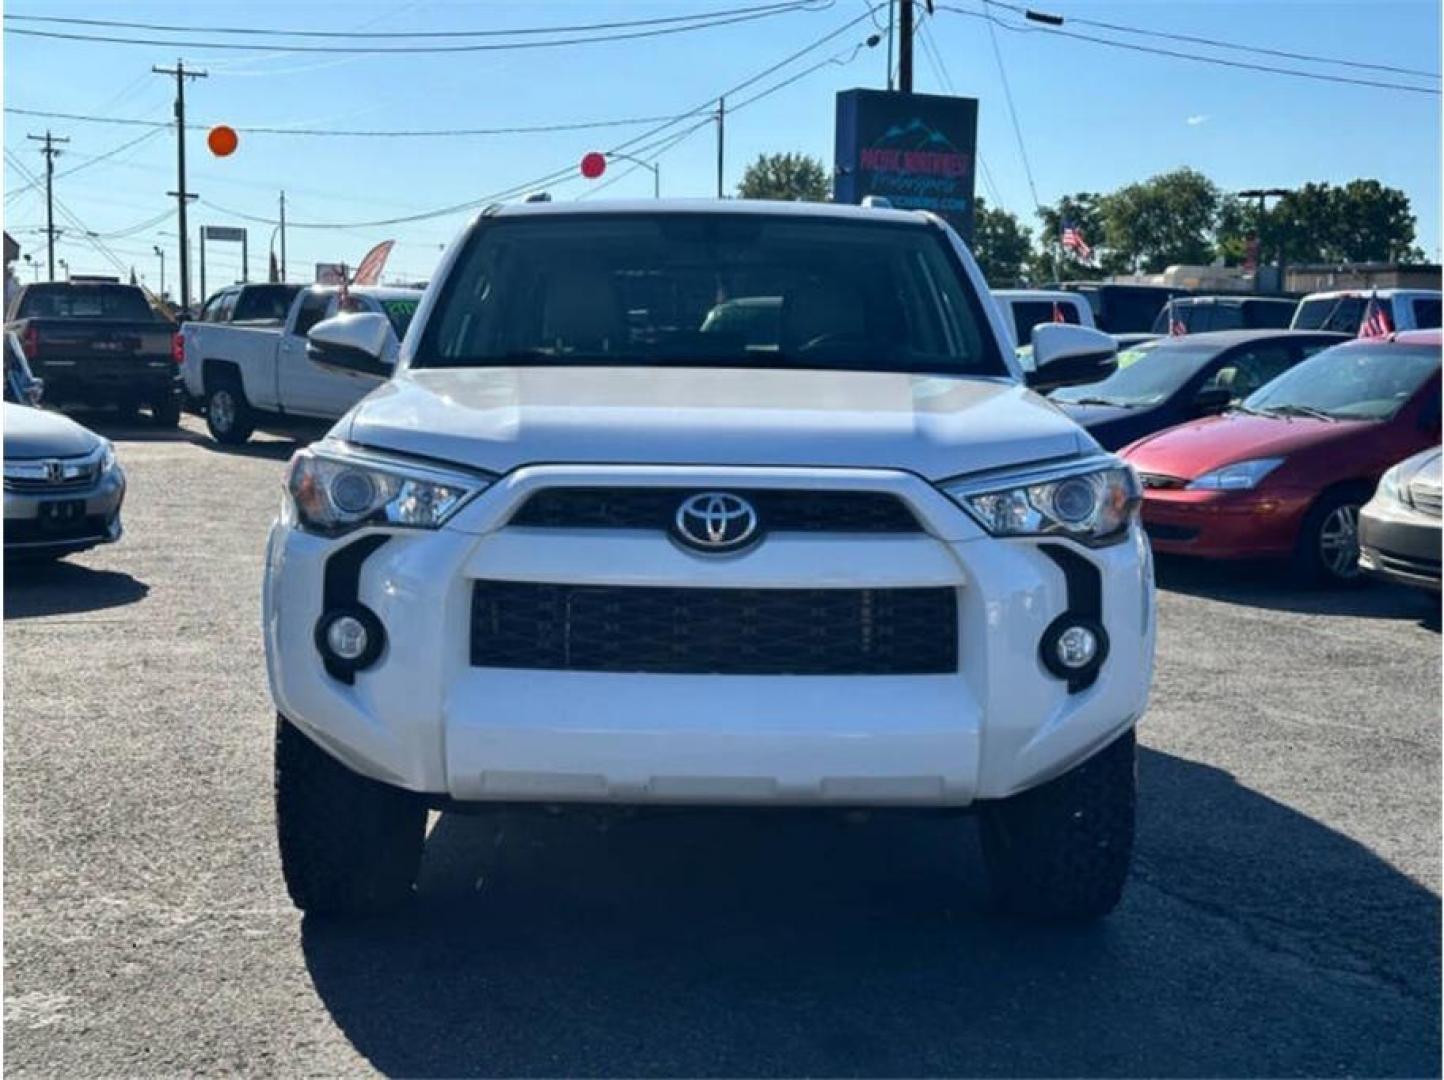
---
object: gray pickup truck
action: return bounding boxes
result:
[5,280,181,426]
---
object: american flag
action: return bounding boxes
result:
[1061,220,1093,262]
[1052,301,1067,323]
[1166,298,1187,336]
[1358,290,1393,339]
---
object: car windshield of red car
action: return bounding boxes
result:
[1243,342,1439,421]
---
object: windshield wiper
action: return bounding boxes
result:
[1068,396,1138,408]
[1229,402,1272,417]
[1269,403,1339,422]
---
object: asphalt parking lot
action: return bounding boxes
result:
[5,416,1440,1078]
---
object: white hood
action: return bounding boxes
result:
[341,367,1091,481]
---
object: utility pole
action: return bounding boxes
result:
[715,97,725,199]
[153,59,207,314]
[279,190,287,281]
[886,0,895,90]
[898,0,914,93]
[27,130,69,281]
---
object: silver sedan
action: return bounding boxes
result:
[4,401,126,561]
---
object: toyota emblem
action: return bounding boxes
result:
[673,492,760,553]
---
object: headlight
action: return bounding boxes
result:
[284,441,489,535]
[1185,457,1283,491]
[100,440,117,474]
[1376,462,1406,506]
[942,459,1141,546]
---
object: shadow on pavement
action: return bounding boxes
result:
[3,560,149,619]
[301,749,1440,1078]
[1155,553,1439,627]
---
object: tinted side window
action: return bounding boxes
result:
[1412,298,1441,329]
[1010,300,1078,343]
[1203,344,1295,399]
[216,290,239,322]
[233,285,300,324]
[291,292,334,337]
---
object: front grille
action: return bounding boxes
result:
[1409,482,1441,518]
[3,461,99,494]
[509,488,921,533]
[470,581,957,675]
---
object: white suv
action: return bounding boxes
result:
[265,200,1154,922]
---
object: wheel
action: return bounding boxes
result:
[274,716,427,917]
[150,392,181,428]
[1294,488,1366,586]
[978,727,1136,923]
[205,379,255,445]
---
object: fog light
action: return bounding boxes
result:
[1040,615,1109,683]
[325,614,370,661]
[314,607,385,676]
[1055,624,1098,669]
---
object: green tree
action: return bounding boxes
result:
[1270,180,1422,264]
[736,152,831,202]
[971,198,1035,286]
[1097,168,1221,274]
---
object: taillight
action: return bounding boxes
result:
[21,325,39,359]
[172,331,185,365]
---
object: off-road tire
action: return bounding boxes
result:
[274,716,427,917]
[204,376,255,445]
[1293,487,1367,587]
[979,727,1136,923]
[150,393,181,428]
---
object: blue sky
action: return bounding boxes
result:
[4,0,1440,293]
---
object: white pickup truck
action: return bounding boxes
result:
[179,284,423,444]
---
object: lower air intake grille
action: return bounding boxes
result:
[470,581,957,675]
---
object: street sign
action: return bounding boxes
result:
[834,89,979,243]
[202,225,245,242]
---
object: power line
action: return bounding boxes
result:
[2,105,707,139]
[3,1,827,40]
[5,126,166,202]
[915,13,1007,211]
[978,6,1044,217]
[3,4,827,55]
[981,0,1439,80]
[195,5,883,230]
[938,4,1441,96]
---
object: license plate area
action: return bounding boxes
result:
[39,499,87,528]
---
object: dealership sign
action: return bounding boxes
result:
[834,89,979,242]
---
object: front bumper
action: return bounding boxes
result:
[264,465,1155,807]
[1359,495,1441,591]
[1140,485,1312,559]
[4,465,127,555]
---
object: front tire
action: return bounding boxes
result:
[205,380,255,445]
[274,717,427,917]
[1294,488,1366,586]
[979,727,1136,922]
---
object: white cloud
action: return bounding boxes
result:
[1186,114,1210,126]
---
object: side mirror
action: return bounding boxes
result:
[1026,324,1117,393]
[1192,386,1234,416]
[306,312,393,378]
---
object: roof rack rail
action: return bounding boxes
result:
[861,195,893,209]
[522,191,553,203]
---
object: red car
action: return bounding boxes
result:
[1121,330,1442,584]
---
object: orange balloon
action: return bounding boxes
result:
[207,125,239,157]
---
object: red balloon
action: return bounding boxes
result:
[208,125,239,157]
[580,151,607,180]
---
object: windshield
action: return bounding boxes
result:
[17,284,156,321]
[1243,342,1439,421]
[1008,300,1078,345]
[1293,295,1370,333]
[417,214,1007,377]
[377,297,420,339]
[1051,338,1221,406]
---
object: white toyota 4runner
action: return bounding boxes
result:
[265,200,1155,922]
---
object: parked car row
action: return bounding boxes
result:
[1057,329,1440,587]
